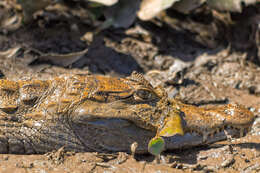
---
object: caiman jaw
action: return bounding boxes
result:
[185,125,252,143]
[164,126,252,150]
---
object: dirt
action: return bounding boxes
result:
[0,2,260,173]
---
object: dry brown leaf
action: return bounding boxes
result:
[34,48,88,67]
[0,46,22,58]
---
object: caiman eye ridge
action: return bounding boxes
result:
[134,88,158,102]
[136,89,153,99]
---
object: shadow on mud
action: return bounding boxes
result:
[135,141,260,165]
[134,147,202,165]
[236,142,260,151]
[73,34,143,75]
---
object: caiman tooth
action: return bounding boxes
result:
[203,133,208,142]
[192,131,198,136]
[210,132,214,138]
[240,128,244,138]
[247,126,252,133]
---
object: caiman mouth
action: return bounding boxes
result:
[185,124,252,142]
[165,124,252,150]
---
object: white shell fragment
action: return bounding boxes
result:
[137,0,180,20]
[88,0,118,6]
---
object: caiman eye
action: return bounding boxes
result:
[135,89,156,101]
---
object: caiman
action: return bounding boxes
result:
[0,71,255,155]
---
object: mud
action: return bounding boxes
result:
[0,2,260,172]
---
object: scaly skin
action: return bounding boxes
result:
[0,72,255,154]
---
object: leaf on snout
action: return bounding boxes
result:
[159,112,184,137]
[148,111,184,156]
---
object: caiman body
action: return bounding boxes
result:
[0,72,255,154]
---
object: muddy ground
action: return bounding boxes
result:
[0,2,260,173]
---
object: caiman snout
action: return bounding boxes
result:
[166,100,255,147]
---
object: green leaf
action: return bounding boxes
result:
[148,137,165,156]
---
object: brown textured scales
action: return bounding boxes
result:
[0,72,255,154]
